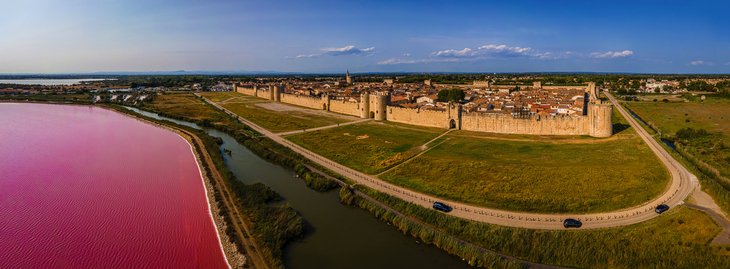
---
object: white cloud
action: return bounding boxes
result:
[378,58,418,65]
[589,50,633,58]
[474,45,533,57]
[287,45,374,59]
[403,53,411,56]
[688,60,714,66]
[324,45,375,56]
[431,45,536,58]
[725,62,730,65]
[433,48,473,57]
[377,58,467,65]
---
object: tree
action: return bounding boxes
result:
[628,89,638,95]
[617,88,628,95]
[437,88,465,102]
[654,88,660,93]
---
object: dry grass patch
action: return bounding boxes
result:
[222,102,351,133]
[286,121,445,174]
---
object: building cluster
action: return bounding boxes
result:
[242,75,592,117]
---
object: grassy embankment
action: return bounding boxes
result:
[342,182,730,269]
[285,121,445,174]
[3,93,93,103]
[107,104,304,269]
[377,108,668,214]
[221,101,352,133]
[625,94,730,214]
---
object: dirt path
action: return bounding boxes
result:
[376,130,452,176]
[277,118,372,136]
[687,189,730,244]
[180,129,272,269]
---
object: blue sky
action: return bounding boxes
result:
[1,0,729,73]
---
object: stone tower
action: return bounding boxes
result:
[360,92,370,118]
[588,82,598,103]
[447,102,462,129]
[589,102,613,138]
[269,84,281,102]
[346,70,353,84]
[370,92,389,121]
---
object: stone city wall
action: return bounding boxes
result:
[279,93,324,110]
[387,106,450,128]
[460,113,591,136]
[329,100,361,116]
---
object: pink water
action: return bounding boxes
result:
[0,103,228,269]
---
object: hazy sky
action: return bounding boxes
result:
[2,0,729,73]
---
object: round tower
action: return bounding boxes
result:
[273,85,281,102]
[371,92,388,121]
[360,92,370,118]
[589,103,613,138]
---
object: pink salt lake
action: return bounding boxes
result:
[0,103,228,269]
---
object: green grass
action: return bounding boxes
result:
[222,102,352,133]
[350,183,730,269]
[626,95,730,138]
[197,91,249,103]
[380,131,670,213]
[286,121,445,174]
[151,92,204,104]
[4,93,92,102]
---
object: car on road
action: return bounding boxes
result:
[563,218,582,228]
[433,202,453,213]
[655,204,670,214]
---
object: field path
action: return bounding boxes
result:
[201,92,699,230]
[277,118,371,136]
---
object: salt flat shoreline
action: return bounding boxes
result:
[2,101,245,268]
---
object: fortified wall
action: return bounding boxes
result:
[232,83,613,137]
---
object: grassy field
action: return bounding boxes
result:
[197,91,249,103]
[350,183,730,269]
[625,95,730,140]
[143,92,242,129]
[221,102,352,133]
[151,92,204,104]
[380,133,669,213]
[378,107,668,214]
[286,121,446,174]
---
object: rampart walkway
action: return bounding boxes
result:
[200,93,699,230]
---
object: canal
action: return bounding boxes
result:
[125,107,471,269]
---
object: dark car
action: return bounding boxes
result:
[433,202,453,213]
[563,218,582,228]
[655,204,670,214]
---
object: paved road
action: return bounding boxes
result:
[202,93,698,230]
